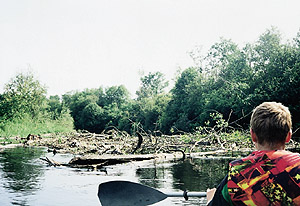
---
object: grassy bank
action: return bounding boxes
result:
[0,115,74,138]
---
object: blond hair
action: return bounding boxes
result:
[250,102,292,146]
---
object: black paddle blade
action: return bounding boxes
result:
[98,180,167,206]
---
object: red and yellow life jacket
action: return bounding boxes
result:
[227,150,300,206]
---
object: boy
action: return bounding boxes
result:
[207,102,300,205]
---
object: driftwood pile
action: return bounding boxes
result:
[35,129,196,169]
[35,129,227,169]
[18,130,300,169]
[34,130,192,156]
[29,129,300,156]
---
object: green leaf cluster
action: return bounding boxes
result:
[1,27,300,137]
[0,72,74,137]
[161,27,300,134]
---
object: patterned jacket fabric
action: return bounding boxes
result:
[227,150,300,205]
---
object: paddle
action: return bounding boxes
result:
[98,180,206,206]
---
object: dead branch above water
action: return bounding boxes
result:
[18,129,300,169]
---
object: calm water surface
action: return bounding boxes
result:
[0,147,242,206]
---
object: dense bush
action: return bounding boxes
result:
[0,72,74,137]
[1,28,299,137]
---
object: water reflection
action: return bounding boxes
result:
[136,158,234,192]
[0,147,248,206]
[136,162,168,188]
[0,147,45,206]
[171,158,232,191]
[134,158,237,205]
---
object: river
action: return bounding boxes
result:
[0,147,240,206]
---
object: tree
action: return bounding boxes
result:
[0,72,74,136]
[47,95,73,123]
[103,85,129,107]
[136,71,169,100]
[62,86,131,133]
[1,72,47,120]
[129,71,171,133]
[62,88,103,130]
[200,38,253,126]
[47,95,62,120]
[79,103,106,133]
[161,67,203,133]
[132,93,171,133]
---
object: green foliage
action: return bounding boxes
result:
[136,71,169,100]
[0,72,47,120]
[1,27,299,138]
[0,113,74,137]
[132,72,171,133]
[62,88,102,129]
[131,94,171,133]
[161,67,203,133]
[79,102,106,133]
[180,112,251,150]
[161,27,300,134]
[47,95,72,121]
[103,85,129,106]
[0,73,74,137]
[62,85,131,133]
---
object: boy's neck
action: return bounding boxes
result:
[255,143,285,151]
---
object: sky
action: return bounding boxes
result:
[1,0,300,98]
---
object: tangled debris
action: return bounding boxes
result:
[4,129,300,169]
[32,130,192,156]
[29,129,221,168]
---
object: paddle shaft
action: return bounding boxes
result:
[165,191,206,198]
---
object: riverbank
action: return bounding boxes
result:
[1,130,300,168]
[19,130,255,155]
[2,130,300,155]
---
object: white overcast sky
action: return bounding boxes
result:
[1,0,300,97]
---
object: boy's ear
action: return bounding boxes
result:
[250,129,257,143]
[285,130,292,143]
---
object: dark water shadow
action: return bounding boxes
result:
[0,147,45,206]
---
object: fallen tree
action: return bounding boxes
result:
[6,128,300,169]
[40,151,189,170]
